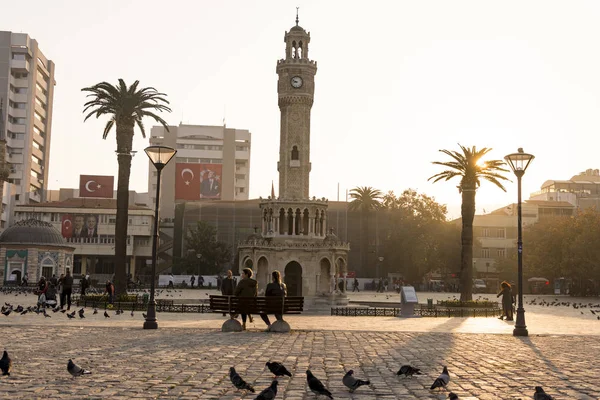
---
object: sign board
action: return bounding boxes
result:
[401,286,418,304]
[346,271,356,278]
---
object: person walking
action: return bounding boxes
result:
[234,268,258,331]
[260,270,287,331]
[37,276,48,308]
[168,273,175,288]
[60,269,74,310]
[21,273,28,287]
[105,280,115,304]
[497,281,513,321]
[190,275,195,288]
[352,278,360,292]
[221,270,237,317]
[80,274,89,296]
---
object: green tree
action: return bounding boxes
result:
[349,186,383,275]
[428,145,510,300]
[183,221,232,275]
[82,79,171,295]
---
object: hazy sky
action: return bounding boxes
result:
[3,1,600,218]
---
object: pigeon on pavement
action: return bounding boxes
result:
[67,359,92,377]
[430,366,450,391]
[306,370,333,399]
[104,311,110,318]
[93,308,98,315]
[1,307,12,316]
[254,380,278,400]
[0,351,11,376]
[396,365,422,377]
[342,369,370,392]
[534,386,554,400]
[229,367,255,393]
[448,392,459,400]
[266,361,292,378]
[67,311,76,319]
[78,308,85,319]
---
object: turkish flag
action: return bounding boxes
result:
[61,214,73,238]
[175,163,201,200]
[79,175,114,198]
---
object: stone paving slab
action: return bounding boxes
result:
[0,326,598,399]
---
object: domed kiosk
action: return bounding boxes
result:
[0,219,75,286]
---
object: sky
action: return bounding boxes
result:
[3,0,600,219]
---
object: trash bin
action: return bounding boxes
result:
[142,293,149,304]
[427,298,433,308]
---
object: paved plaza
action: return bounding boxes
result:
[0,291,599,399]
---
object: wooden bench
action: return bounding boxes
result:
[209,295,304,332]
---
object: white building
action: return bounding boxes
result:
[0,31,55,204]
[148,124,251,219]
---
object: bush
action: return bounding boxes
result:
[437,300,499,308]
[81,294,139,303]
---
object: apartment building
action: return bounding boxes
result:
[148,124,251,219]
[0,31,55,205]
[530,168,600,210]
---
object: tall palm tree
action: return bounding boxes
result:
[428,144,509,301]
[82,79,171,295]
[349,186,383,277]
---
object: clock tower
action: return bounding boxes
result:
[276,15,317,200]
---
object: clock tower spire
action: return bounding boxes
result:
[276,18,317,200]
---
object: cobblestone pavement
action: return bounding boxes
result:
[0,326,598,400]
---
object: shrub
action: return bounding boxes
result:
[437,300,499,308]
[81,294,138,303]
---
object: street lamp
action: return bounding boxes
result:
[504,148,534,337]
[143,145,176,329]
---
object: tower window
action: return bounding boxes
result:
[298,41,303,59]
[291,146,299,160]
[292,41,296,58]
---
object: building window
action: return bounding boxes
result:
[34,112,45,123]
[497,248,506,258]
[12,53,26,60]
[291,146,299,160]
[482,228,489,237]
[239,187,245,193]
[496,228,505,238]
[481,248,490,258]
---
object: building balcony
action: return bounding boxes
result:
[7,122,26,134]
[6,136,25,149]
[10,59,30,72]
[8,91,28,104]
[9,107,26,118]
[7,153,24,164]
[33,131,45,147]
[36,76,48,91]
[31,146,44,161]
[29,191,41,203]
[31,162,42,174]
[9,75,29,88]
[34,102,46,119]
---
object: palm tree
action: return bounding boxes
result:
[349,186,383,277]
[428,144,509,301]
[82,79,171,295]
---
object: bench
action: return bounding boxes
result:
[209,295,304,332]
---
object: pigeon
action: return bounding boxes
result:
[60,309,67,314]
[93,308,98,315]
[254,380,278,400]
[52,306,60,313]
[430,366,450,391]
[67,359,92,377]
[396,365,422,377]
[342,370,370,392]
[534,386,554,400]
[78,309,85,319]
[43,309,51,318]
[104,311,110,318]
[229,367,255,393]
[0,351,11,376]
[142,313,147,319]
[15,305,23,313]
[448,392,459,400]
[266,362,292,378]
[67,311,76,319]
[130,310,134,317]
[1,308,12,316]
[20,309,28,315]
[306,370,333,399]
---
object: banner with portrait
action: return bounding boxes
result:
[61,214,100,239]
[175,163,222,200]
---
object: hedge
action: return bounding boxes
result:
[437,300,499,308]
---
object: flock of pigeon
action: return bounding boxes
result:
[525,297,600,320]
[1,302,141,319]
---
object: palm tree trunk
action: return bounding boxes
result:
[114,125,134,296]
[363,211,369,277]
[460,188,476,301]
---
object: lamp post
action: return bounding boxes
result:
[504,148,534,337]
[143,145,176,329]
[377,256,384,280]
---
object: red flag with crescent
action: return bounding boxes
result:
[175,163,202,200]
[79,175,114,198]
[61,214,73,238]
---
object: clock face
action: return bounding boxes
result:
[291,76,303,88]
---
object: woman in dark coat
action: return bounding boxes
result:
[221,270,237,317]
[234,268,258,330]
[497,281,513,321]
[260,270,287,330]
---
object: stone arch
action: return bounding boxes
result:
[302,209,309,235]
[336,258,347,293]
[243,256,253,270]
[284,261,303,296]
[298,41,303,58]
[279,208,285,234]
[287,208,294,235]
[294,208,301,234]
[39,255,56,280]
[256,256,269,293]
[319,258,332,294]
[292,40,297,58]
